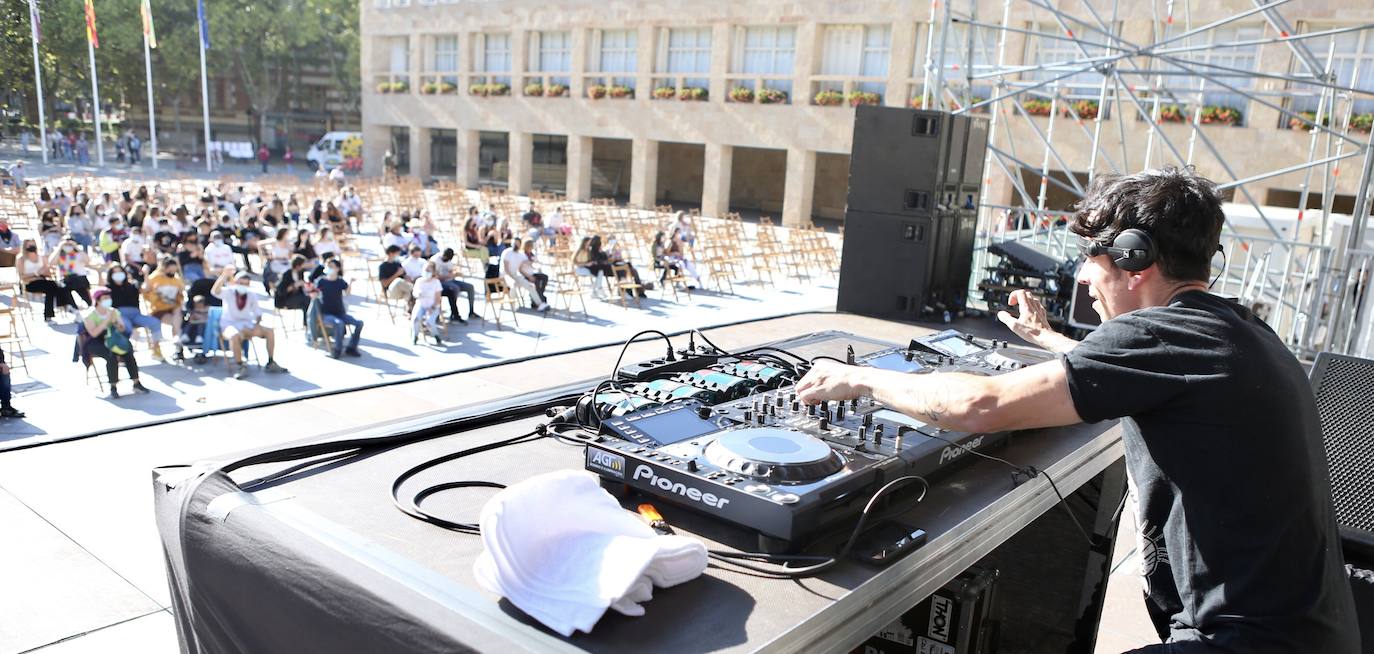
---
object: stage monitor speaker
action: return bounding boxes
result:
[1309,352,1374,558]
[839,106,989,320]
[1067,278,1103,330]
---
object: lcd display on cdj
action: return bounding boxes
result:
[865,352,927,373]
[626,410,720,445]
[931,335,985,358]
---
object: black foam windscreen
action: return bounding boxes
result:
[1309,352,1374,554]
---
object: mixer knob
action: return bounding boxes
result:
[687,460,699,472]
[744,410,753,422]
[788,391,797,403]
[858,426,868,441]
[850,398,858,410]
[791,400,801,412]
[806,404,816,417]
[862,412,873,427]
[904,349,914,362]
[697,406,712,419]
[776,395,785,408]
[874,424,885,444]
[818,417,830,431]
[756,412,766,425]
[836,404,846,421]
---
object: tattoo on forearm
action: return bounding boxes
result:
[916,386,951,424]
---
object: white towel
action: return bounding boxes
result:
[473,470,708,636]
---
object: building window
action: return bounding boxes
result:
[924,22,995,107]
[1173,24,1263,119]
[658,27,712,89]
[433,35,460,85]
[1288,25,1374,116]
[819,24,891,96]
[390,127,410,176]
[733,26,795,94]
[594,28,638,88]
[1024,21,1115,106]
[529,31,571,86]
[374,0,409,7]
[431,129,457,177]
[476,33,512,85]
[533,134,568,165]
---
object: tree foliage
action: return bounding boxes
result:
[1,0,358,132]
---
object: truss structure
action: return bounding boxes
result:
[926,0,1374,358]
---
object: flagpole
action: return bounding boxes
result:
[87,36,104,166]
[28,0,47,164]
[197,1,212,173]
[143,22,157,169]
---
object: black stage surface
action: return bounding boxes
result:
[153,315,1124,653]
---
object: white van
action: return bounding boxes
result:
[306,131,362,171]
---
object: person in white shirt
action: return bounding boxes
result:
[203,232,237,278]
[411,261,445,345]
[431,248,475,323]
[211,267,288,378]
[313,227,341,261]
[499,238,549,311]
[119,232,148,278]
[382,222,413,252]
[400,245,427,281]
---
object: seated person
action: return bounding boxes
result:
[49,237,94,307]
[0,346,22,418]
[432,248,474,324]
[0,218,22,267]
[211,267,288,379]
[182,295,211,364]
[80,288,147,399]
[17,239,75,321]
[314,258,363,358]
[106,267,166,361]
[308,251,336,283]
[604,236,647,296]
[143,258,186,361]
[500,239,550,311]
[400,245,428,283]
[379,245,413,312]
[273,254,311,323]
[203,230,236,278]
[177,234,207,283]
[411,261,445,345]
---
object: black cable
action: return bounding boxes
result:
[1208,245,1228,290]
[390,426,550,533]
[690,328,731,356]
[704,475,928,578]
[739,345,810,364]
[809,355,848,366]
[915,428,1092,546]
[610,329,677,382]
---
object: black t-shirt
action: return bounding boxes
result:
[108,282,140,309]
[316,277,348,317]
[378,260,402,284]
[154,231,179,253]
[1062,291,1358,652]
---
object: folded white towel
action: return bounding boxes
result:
[473,470,707,636]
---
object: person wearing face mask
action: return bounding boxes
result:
[211,267,288,379]
[67,206,95,252]
[80,289,147,399]
[48,238,94,307]
[97,218,127,263]
[119,230,149,282]
[274,255,311,324]
[143,258,186,361]
[203,230,236,279]
[431,248,474,324]
[106,267,167,361]
[17,239,73,321]
[314,259,363,358]
[0,218,21,267]
[411,261,445,346]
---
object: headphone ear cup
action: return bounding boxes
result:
[1112,229,1156,272]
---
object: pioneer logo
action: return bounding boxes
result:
[632,465,731,509]
[928,594,953,642]
[938,435,985,464]
[587,449,626,479]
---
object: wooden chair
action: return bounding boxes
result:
[0,307,26,375]
[482,278,520,328]
[610,263,644,308]
[551,271,589,317]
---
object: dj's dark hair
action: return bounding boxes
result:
[1070,166,1224,282]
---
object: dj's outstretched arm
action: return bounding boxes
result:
[795,359,1082,433]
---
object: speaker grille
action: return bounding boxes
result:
[1313,355,1374,536]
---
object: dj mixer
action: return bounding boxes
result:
[582,330,1055,552]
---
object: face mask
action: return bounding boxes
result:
[326,268,340,279]
[98,298,113,309]
[112,272,127,284]
[422,270,434,279]
[234,285,249,295]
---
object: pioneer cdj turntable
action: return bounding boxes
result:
[583,329,1053,552]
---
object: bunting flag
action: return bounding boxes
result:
[197,0,210,50]
[28,0,41,43]
[140,0,156,48]
[83,0,98,48]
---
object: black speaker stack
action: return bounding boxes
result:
[838,106,990,322]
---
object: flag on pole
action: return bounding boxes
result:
[140,0,156,49]
[28,0,41,43]
[83,0,98,48]
[196,0,210,50]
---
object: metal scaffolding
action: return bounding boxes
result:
[927,0,1374,359]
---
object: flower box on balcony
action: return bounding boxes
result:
[1352,113,1373,133]
[847,91,881,107]
[729,87,754,103]
[587,84,608,99]
[608,85,634,99]
[678,87,708,101]
[468,82,509,97]
[421,82,439,95]
[524,83,545,97]
[545,84,568,97]
[756,88,788,105]
[1289,111,1328,130]
[438,82,456,95]
[1022,98,1053,116]
[376,82,392,94]
[1158,104,1187,123]
[1200,105,1242,126]
[813,90,844,106]
[1065,99,1099,120]
[652,86,678,100]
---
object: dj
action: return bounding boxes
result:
[797,167,1359,653]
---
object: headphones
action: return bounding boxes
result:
[1083,228,1156,272]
